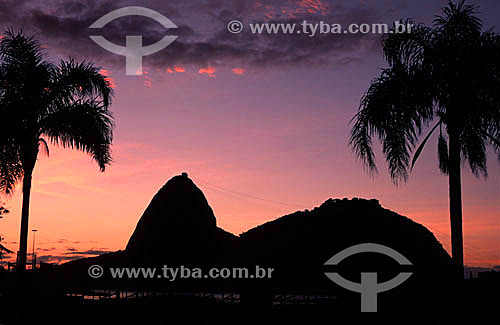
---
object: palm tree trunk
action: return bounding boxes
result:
[448,132,464,277]
[17,169,33,271]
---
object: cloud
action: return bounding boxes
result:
[40,239,97,244]
[65,249,110,255]
[37,254,87,263]
[0,0,387,72]
[38,247,56,252]
[232,67,246,75]
[198,66,216,77]
[99,69,116,88]
[167,66,185,74]
[35,248,110,264]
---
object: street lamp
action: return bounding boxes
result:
[32,229,38,269]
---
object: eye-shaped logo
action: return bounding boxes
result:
[324,243,412,312]
[89,6,178,75]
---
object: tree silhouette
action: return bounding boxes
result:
[349,1,500,275]
[0,29,114,271]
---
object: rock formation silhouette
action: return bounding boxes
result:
[125,173,238,265]
[60,173,453,309]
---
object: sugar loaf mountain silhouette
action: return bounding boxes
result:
[56,173,454,313]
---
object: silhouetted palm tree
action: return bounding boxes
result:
[350,1,500,276]
[0,29,114,270]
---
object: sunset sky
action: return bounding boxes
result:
[0,0,499,268]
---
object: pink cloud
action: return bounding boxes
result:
[142,68,152,88]
[167,66,185,74]
[198,66,216,77]
[99,69,116,89]
[232,68,246,76]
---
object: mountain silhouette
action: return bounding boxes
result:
[59,174,453,304]
[240,197,453,280]
[125,173,238,265]
[238,197,455,311]
[62,173,238,279]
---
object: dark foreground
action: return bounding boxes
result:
[0,271,498,325]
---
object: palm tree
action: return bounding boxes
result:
[0,29,114,271]
[349,1,500,276]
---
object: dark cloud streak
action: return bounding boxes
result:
[64,249,110,255]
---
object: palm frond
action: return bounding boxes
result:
[383,21,432,68]
[434,1,482,36]
[460,124,487,177]
[349,110,377,174]
[0,140,23,194]
[38,138,50,157]
[0,28,45,67]
[40,99,114,171]
[49,59,113,109]
[411,120,441,171]
[350,64,435,184]
[0,28,54,121]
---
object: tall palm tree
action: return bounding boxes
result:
[349,1,500,276]
[0,29,114,271]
